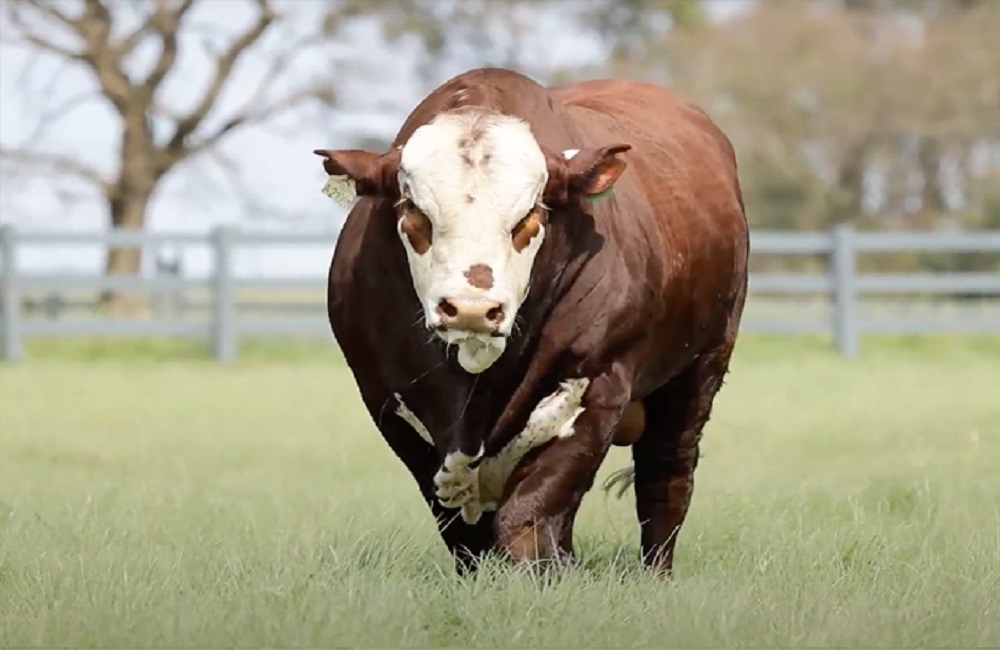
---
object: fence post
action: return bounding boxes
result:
[211,226,237,362]
[831,223,859,358]
[0,225,23,363]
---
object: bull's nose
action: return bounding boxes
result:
[436,297,505,334]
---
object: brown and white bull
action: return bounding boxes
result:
[315,67,748,576]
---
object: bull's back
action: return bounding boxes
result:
[550,78,745,243]
[549,78,749,388]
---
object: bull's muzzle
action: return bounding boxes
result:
[435,297,505,335]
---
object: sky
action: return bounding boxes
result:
[0,0,750,278]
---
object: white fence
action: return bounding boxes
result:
[1,224,999,362]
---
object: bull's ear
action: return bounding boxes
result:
[542,147,572,205]
[312,147,401,206]
[564,144,632,200]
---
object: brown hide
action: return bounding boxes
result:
[321,68,748,575]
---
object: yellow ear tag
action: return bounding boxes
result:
[321,175,357,209]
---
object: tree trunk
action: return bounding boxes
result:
[829,141,869,228]
[918,137,945,217]
[99,191,152,314]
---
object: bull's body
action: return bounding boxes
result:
[321,68,748,574]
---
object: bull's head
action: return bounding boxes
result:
[315,110,630,374]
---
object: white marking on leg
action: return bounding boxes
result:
[393,393,433,446]
[434,445,485,524]
[477,378,591,508]
[411,379,592,525]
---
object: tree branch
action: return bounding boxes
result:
[74,0,133,112]
[205,147,317,222]
[197,87,324,153]
[0,145,111,192]
[4,0,84,58]
[22,90,103,145]
[165,0,275,153]
[21,0,76,29]
[139,0,196,94]
[116,0,193,57]
[147,15,330,170]
[195,27,329,143]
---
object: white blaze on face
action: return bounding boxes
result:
[396,110,549,373]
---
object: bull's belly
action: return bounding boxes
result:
[394,385,646,524]
[613,400,645,446]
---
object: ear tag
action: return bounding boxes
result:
[321,175,357,209]
[587,187,615,203]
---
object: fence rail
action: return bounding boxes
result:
[1,224,998,362]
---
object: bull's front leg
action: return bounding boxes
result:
[494,370,630,565]
[428,498,497,575]
[433,443,486,525]
[384,396,495,574]
[410,451,498,575]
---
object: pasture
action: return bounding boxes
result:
[1,335,998,647]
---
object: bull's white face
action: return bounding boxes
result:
[395,111,550,374]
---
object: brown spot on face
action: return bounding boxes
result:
[464,194,476,204]
[464,264,494,290]
[468,120,488,142]
[400,207,432,254]
[453,113,501,169]
[511,207,548,252]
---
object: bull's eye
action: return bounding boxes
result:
[511,209,545,252]
[400,205,432,255]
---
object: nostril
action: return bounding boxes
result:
[437,299,458,319]
[486,305,504,323]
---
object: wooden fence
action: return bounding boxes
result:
[1,224,998,362]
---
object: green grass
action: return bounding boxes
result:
[1,336,998,647]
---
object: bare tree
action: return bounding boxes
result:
[324,0,548,90]
[0,0,334,310]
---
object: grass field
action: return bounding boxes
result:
[1,335,998,647]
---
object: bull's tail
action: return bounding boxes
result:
[601,463,636,499]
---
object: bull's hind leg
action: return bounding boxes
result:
[631,342,736,576]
